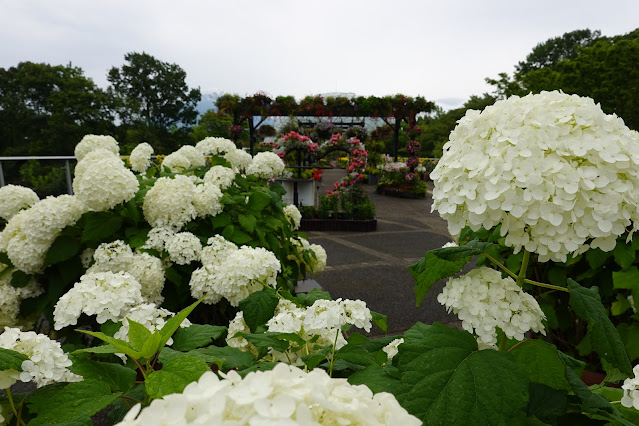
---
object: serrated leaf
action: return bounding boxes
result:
[158,297,203,349]
[567,280,632,376]
[371,311,388,333]
[526,383,567,424]
[107,384,146,424]
[231,229,252,245]
[241,332,302,359]
[392,322,528,425]
[44,235,82,265]
[211,212,232,229]
[145,356,209,399]
[164,266,183,286]
[68,356,136,392]
[510,340,571,390]
[77,330,142,360]
[0,347,28,370]
[81,211,123,243]
[26,380,120,425]
[612,294,632,316]
[301,346,332,370]
[160,346,255,371]
[617,322,639,361]
[171,324,227,352]
[247,191,272,213]
[127,319,152,353]
[238,213,257,233]
[613,267,639,302]
[72,344,120,355]
[221,224,235,240]
[0,251,12,266]
[586,248,611,270]
[296,288,332,306]
[238,288,279,332]
[348,364,401,394]
[613,242,635,269]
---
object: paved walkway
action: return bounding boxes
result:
[305,169,459,336]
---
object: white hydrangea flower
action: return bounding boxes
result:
[0,184,39,221]
[442,241,458,248]
[224,149,253,173]
[143,175,198,230]
[53,271,144,330]
[622,364,639,410]
[226,311,255,352]
[190,245,280,306]
[129,142,154,174]
[73,150,139,211]
[289,238,327,274]
[246,151,286,179]
[164,232,202,265]
[199,235,238,265]
[283,204,302,231]
[87,241,165,304]
[438,267,546,346]
[80,248,95,269]
[431,91,639,262]
[0,327,82,388]
[203,165,236,189]
[196,137,237,156]
[117,363,420,425]
[113,303,190,346]
[176,145,206,168]
[142,227,175,252]
[74,134,119,161]
[0,264,43,328]
[193,182,223,218]
[160,152,190,173]
[383,338,404,360]
[0,195,86,274]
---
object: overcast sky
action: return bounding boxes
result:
[1,0,638,110]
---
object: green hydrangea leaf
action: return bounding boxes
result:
[26,380,120,425]
[567,279,632,376]
[238,288,279,332]
[238,213,257,233]
[81,211,123,243]
[0,347,28,371]
[510,340,571,390]
[296,289,332,306]
[145,356,209,400]
[348,364,401,394]
[392,322,528,424]
[158,297,203,349]
[76,330,142,360]
[171,324,227,352]
[44,235,82,266]
[68,356,136,393]
[409,240,492,307]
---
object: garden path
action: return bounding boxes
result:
[305,169,460,336]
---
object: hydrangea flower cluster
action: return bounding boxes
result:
[161,145,206,172]
[190,237,281,306]
[0,195,86,273]
[53,271,144,330]
[622,364,639,410]
[129,142,154,174]
[0,327,82,388]
[73,149,139,211]
[143,175,199,229]
[431,91,639,262]
[224,148,253,173]
[0,184,39,221]
[193,182,223,218]
[74,134,119,161]
[164,231,202,265]
[0,264,42,328]
[283,204,302,230]
[438,267,546,345]
[245,151,285,179]
[117,363,419,425]
[228,298,372,363]
[195,136,237,156]
[203,165,236,189]
[290,237,327,274]
[87,240,165,304]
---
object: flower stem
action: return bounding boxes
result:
[6,387,26,426]
[328,329,340,377]
[484,250,569,293]
[484,253,518,280]
[516,250,530,287]
[523,278,570,293]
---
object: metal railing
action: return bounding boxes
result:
[0,156,76,194]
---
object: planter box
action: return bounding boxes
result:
[278,179,317,206]
[376,186,426,199]
[300,218,377,232]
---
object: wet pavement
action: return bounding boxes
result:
[305,169,459,337]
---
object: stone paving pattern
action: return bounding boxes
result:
[305,169,459,337]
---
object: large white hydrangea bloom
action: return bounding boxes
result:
[117,363,419,425]
[87,240,165,304]
[53,271,144,330]
[283,204,302,231]
[193,182,223,218]
[73,149,139,211]
[246,151,285,179]
[164,232,202,265]
[129,142,154,174]
[438,267,546,346]
[0,327,82,388]
[143,175,198,230]
[224,149,253,173]
[203,165,236,190]
[0,184,39,221]
[431,91,639,262]
[190,236,281,306]
[74,134,119,161]
[195,137,237,156]
[0,195,86,274]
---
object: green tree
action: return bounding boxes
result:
[107,52,201,153]
[191,110,235,141]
